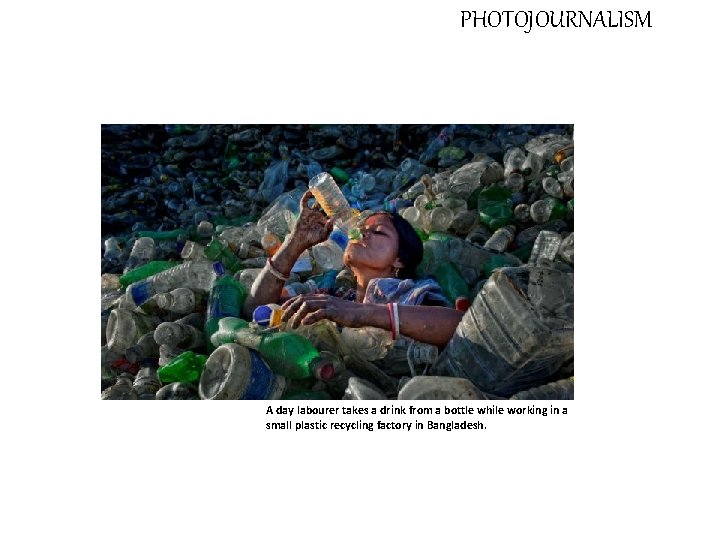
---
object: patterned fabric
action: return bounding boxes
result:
[363,277,450,307]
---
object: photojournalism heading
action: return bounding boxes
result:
[461,10,652,33]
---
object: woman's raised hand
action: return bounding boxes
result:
[288,190,334,251]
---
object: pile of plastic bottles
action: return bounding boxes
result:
[101,124,574,400]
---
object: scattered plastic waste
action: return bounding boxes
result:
[101,124,574,399]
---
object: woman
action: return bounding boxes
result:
[243,191,464,347]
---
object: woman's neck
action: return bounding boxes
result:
[353,268,394,303]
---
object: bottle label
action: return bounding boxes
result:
[244,351,277,400]
[130,281,153,306]
[330,230,348,250]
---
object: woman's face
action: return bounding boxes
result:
[343,213,402,275]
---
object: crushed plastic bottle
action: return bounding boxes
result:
[432,265,574,397]
[397,376,488,400]
[199,344,286,399]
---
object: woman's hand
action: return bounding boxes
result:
[281,294,370,329]
[287,190,334,252]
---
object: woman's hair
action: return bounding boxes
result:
[387,211,424,279]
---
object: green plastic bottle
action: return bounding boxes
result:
[330,167,350,184]
[204,239,243,275]
[119,260,180,289]
[157,351,209,384]
[469,184,513,230]
[209,318,333,381]
[433,261,470,305]
[204,263,247,351]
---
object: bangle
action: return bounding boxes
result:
[387,303,396,340]
[392,303,400,339]
[266,257,289,281]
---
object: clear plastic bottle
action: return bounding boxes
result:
[199,344,286,400]
[311,229,348,272]
[558,233,574,265]
[432,265,574,397]
[514,203,531,222]
[342,376,386,400]
[510,376,574,400]
[155,382,199,400]
[427,206,453,233]
[503,147,526,176]
[125,332,160,366]
[261,232,282,256]
[103,237,124,266]
[126,260,216,306]
[528,231,563,266]
[154,321,205,349]
[521,152,544,181]
[484,225,516,252]
[236,267,263,294]
[140,288,204,316]
[397,376,487,400]
[419,125,455,164]
[133,366,161,399]
[125,237,156,271]
[530,199,552,224]
[542,176,564,199]
[101,373,138,400]
[106,308,161,354]
[180,240,210,261]
[340,326,393,363]
[505,172,524,192]
[308,172,358,235]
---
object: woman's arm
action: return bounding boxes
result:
[281,295,464,348]
[242,191,333,320]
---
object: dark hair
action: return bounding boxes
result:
[387,212,423,280]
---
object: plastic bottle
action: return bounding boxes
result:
[530,199,552,223]
[473,184,514,231]
[106,308,161,354]
[124,332,160,366]
[484,225,516,252]
[180,240,210,261]
[261,232,282,256]
[156,382,200,400]
[252,304,284,328]
[118,260,180,289]
[521,152,544,181]
[503,147,526,177]
[255,187,304,238]
[126,260,216,306]
[419,125,455,164]
[379,338,440,377]
[432,265,574,397]
[514,203,531,222]
[199,344,286,400]
[236,267,263,294]
[558,233,574,265]
[311,229,348,272]
[505,172,524,193]
[208,317,334,381]
[101,373,138,400]
[528,231,563,266]
[157,351,209,384]
[515,219,568,248]
[427,206,454,233]
[343,377,386,400]
[103,237,124,266]
[139,288,202,316]
[204,239,243,275]
[433,261,470,306]
[291,249,314,276]
[308,172,359,236]
[542,176,564,199]
[340,326,393,363]
[553,145,574,165]
[125,237,156,271]
[397,376,487,400]
[282,279,318,299]
[510,377,574,400]
[133,366,161,399]
[154,320,205,349]
[204,262,247,347]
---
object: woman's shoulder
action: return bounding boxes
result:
[365,277,450,307]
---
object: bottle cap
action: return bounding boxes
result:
[212,261,226,276]
[455,297,471,312]
[252,305,272,327]
[313,360,335,382]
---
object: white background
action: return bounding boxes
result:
[1,1,719,539]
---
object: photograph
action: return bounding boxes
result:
[101,124,575,400]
